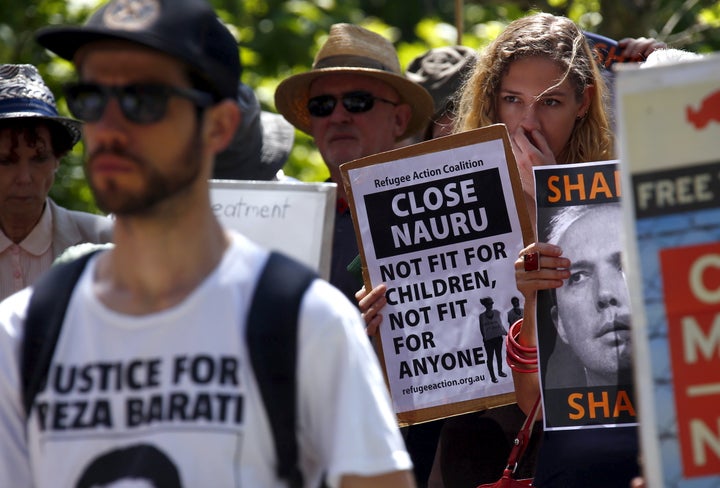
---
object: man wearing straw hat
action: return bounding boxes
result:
[0,64,113,301]
[275,23,434,304]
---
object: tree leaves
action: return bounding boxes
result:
[3,0,717,212]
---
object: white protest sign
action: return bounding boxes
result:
[210,180,336,279]
[616,53,720,488]
[341,125,533,424]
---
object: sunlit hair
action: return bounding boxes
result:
[455,12,612,163]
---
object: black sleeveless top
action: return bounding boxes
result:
[533,425,639,487]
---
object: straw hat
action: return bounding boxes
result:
[0,64,82,151]
[275,23,434,140]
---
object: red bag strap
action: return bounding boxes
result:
[505,396,541,474]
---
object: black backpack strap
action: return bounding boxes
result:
[246,251,317,488]
[21,250,99,417]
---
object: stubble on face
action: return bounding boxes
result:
[86,129,203,216]
[77,43,208,218]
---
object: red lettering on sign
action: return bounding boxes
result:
[687,90,720,130]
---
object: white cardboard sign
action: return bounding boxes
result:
[210,180,336,279]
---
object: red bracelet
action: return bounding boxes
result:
[507,354,538,373]
[508,319,537,354]
[507,346,537,364]
[506,318,538,373]
[507,362,538,374]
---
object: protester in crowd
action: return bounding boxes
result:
[360,11,620,486]
[433,290,527,488]
[213,81,295,181]
[0,64,113,302]
[458,13,638,487]
[275,23,434,304]
[405,45,477,142]
[0,1,416,486]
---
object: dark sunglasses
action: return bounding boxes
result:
[307,91,398,118]
[63,83,214,124]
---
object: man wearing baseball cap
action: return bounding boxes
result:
[0,64,113,301]
[275,23,434,304]
[0,1,415,487]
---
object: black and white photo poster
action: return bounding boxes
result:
[534,160,637,431]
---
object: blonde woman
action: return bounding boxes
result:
[359,13,641,487]
[456,12,612,221]
[459,13,639,488]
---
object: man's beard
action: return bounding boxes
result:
[86,130,203,216]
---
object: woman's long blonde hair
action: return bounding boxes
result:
[455,13,613,163]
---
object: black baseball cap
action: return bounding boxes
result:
[35,0,240,101]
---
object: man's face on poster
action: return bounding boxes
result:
[552,205,632,386]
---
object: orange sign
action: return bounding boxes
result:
[661,242,720,478]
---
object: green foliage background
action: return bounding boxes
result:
[2,0,718,213]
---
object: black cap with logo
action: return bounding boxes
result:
[36,0,240,101]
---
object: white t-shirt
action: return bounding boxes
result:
[0,233,410,487]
